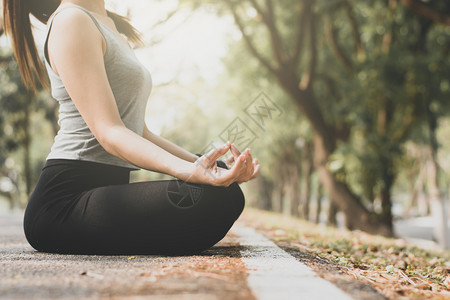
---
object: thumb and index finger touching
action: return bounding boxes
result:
[201,142,259,182]
[205,142,245,165]
[202,142,231,166]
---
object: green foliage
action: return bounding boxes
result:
[2,0,450,218]
[322,0,450,205]
[180,0,450,223]
[0,49,54,207]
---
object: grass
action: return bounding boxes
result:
[241,208,450,300]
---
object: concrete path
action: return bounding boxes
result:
[0,212,378,299]
[234,226,352,300]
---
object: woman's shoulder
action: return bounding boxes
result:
[48,7,104,51]
[50,6,93,27]
[46,6,106,75]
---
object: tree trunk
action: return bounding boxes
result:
[290,164,301,217]
[315,183,323,224]
[313,134,392,235]
[406,168,419,216]
[272,180,284,213]
[0,191,14,210]
[256,176,273,211]
[328,200,338,226]
[426,100,448,249]
[301,143,313,220]
[428,155,448,249]
[379,162,394,234]
[272,70,392,234]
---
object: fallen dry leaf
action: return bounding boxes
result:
[444,276,450,287]
[80,271,104,280]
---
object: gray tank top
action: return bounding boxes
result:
[44,4,152,170]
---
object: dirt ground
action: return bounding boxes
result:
[0,213,255,300]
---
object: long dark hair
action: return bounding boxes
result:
[2,0,142,91]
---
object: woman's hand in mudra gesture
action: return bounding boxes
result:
[190,142,260,187]
[224,143,259,184]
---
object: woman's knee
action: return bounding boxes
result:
[228,182,245,220]
[215,160,245,215]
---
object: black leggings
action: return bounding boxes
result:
[24,159,245,255]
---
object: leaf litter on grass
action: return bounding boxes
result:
[241,208,450,300]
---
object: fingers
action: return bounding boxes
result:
[203,142,231,165]
[224,155,235,169]
[208,143,241,169]
[245,148,254,173]
[249,160,260,180]
[236,157,260,184]
[234,148,253,181]
[227,144,257,181]
[229,144,249,164]
[218,150,247,185]
[230,143,241,159]
[225,155,235,164]
[200,143,260,186]
[242,149,253,179]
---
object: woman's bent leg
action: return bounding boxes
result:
[27,178,245,255]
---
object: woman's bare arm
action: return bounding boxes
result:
[142,125,199,163]
[47,9,254,186]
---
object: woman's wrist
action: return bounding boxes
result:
[173,160,197,182]
[186,153,199,163]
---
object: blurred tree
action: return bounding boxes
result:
[0,48,54,207]
[400,0,450,26]
[395,0,450,248]
[182,0,389,234]
[0,49,34,205]
[182,0,450,237]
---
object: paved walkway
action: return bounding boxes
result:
[234,226,352,300]
[0,212,382,299]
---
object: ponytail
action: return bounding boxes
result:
[2,0,143,92]
[2,0,52,91]
[107,10,143,47]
